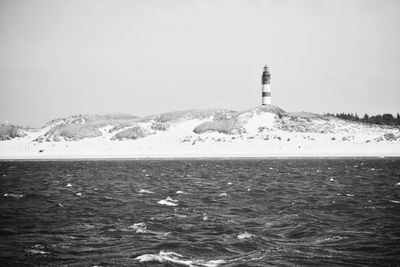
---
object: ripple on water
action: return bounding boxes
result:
[1,159,399,266]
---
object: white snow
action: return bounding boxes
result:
[244,112,275,134]
[1,116,400,159]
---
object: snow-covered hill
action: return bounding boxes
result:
[1,106,399,159]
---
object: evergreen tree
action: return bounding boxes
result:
[363,113,369,122]
[327,112,400,126]
[382,114,395,125]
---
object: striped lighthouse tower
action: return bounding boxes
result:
[261,65,271,105]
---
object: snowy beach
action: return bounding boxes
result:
[1,107,399,159]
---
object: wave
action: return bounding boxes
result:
[158,197,178,206]
[135,251,226,267]
[26,249,49,255]
[26,244,49,255]
[3,193,24,198]
[128,222,147,233]
[138,188,154,194]
[237,231,254,240]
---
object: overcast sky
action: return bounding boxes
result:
[1,0,399,126]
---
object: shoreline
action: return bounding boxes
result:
[1,152,400,160]
[1,114,399,161]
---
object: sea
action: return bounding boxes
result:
[0,158,400,266]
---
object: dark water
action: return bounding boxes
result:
[1,159,400,266]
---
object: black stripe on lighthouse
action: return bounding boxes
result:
[262,92,271,97]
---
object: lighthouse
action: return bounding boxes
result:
[261,65,271,105]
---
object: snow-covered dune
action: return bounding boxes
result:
[1,106,399,159]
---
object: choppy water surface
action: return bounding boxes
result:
[1,159,400,266]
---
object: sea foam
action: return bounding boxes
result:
[3,193,24,198]
[135,251,225,267]
[128,222,147,233]
[158,197,178,206]
[237,231,254,240]
[138,188,154,194]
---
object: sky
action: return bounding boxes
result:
[0,0,399,127]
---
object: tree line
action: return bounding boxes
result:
[324,112,400,126]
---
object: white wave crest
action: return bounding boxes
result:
[3,193,24,198]
[138,188,154,194]
[135,251,225,267]
[237,231,254,240]
[128,222,147,233]
[26,249,49,255]
[158,197,178,206]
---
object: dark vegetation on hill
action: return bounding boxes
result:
[2,107,400,142]
[325,112,400,126]
[194,105,285,134]
[104,109,247,138]
[276,115,335,133]
[37,114,137,142]
[111,126,146,140]
[140,109,236,123]
[110,109,237,140]
[0,124,26,140]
